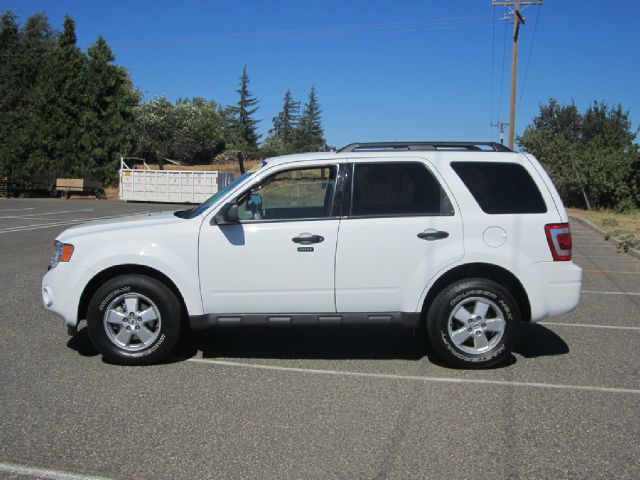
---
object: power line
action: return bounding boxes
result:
[492,0,544,150]
[491,121,510,145]
[518,5,541,105]
[0,15,497,56]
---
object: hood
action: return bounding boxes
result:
[58,211,192,241]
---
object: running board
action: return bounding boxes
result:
[189,312,421,330]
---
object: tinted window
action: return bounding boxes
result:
[451,162,547,214]
[237,166,337,220]
[351,162,454,216]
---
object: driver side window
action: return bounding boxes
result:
[237,166,338,221]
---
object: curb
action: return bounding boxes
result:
[569,215,640,260]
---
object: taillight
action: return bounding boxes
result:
[545,223,572,261]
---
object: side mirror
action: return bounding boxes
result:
[212,203,240,225]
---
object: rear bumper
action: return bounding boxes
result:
[519,261,582,322]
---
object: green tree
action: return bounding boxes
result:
[172,97,225,163]
[518,99,639,211]
[294,86,325,152]
[1,11,141,184]
[262,89,300,156]
[26,15,89,181]
[225,65,260,151]
[133,97,177,164]
[133,96,225,164]
[271,89,299,143]
[0,11,55,178]
[82,36,140,182]
[0,10,23,177]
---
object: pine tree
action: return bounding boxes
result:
[83,36,140,182]
[0,12,56,178]
[262,90,300,156]
[226,66,260,151]
[0,11,22,176]
[270,89,300,143]
[27,15,89,181]
[219,105,237,147]
[295,86,325,152]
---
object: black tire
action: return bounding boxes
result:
[87,274,182,365]
[426,278,520,369]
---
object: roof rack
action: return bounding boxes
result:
[338,141,511,153]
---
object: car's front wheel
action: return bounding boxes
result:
[426,278,520,368]
[87,274,181,365]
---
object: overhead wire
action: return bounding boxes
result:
[517,5,541,106]
[0,14,496,55]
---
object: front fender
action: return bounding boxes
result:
[83,252,203,318]
[67,220,203,319]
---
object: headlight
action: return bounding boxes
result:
[49,241,74,269]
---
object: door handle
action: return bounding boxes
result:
[292,233,325,245]
[417,229,449,241]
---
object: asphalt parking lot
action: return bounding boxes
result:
[0,198,639,480]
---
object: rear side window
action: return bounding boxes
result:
[451,162,547,214]
[351,162,454,216]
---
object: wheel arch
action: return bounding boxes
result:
[77,264,190,324]
[421,262,531,323]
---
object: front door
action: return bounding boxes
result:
[335,160,464,313]
[199,164,340,314]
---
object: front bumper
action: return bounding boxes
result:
[42,261,95,327]
[519,261,582,322]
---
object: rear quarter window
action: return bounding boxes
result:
[451,161,547,214]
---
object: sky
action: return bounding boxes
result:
[2,0,639,149]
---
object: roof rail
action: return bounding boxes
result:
[338,141,511,153]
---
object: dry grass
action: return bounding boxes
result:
[568,208,640,237]
[104,186,119,199]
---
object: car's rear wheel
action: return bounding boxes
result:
[426,278,520,368]
[87,275,181,365]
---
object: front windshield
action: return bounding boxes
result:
[178,171,255,219]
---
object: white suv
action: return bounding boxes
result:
[42,141,582,368]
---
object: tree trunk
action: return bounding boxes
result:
[238,151,245,174]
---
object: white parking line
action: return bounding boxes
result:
[0,207,35,212]
[540,321,640,331]
[185,358,640,395]
[573,252,626,259]
[582,290,640,296]
[0,213,143,234]
[0,217,82,221]
[583,270,640,275]
[574,244,616,248]
[0,208,94,219]
[0,461,113,480]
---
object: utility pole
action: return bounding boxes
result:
[492,0,543,150]
[491,121,509,145]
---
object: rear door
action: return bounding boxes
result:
[334,159,463,313]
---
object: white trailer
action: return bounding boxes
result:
[119,158,235,204]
